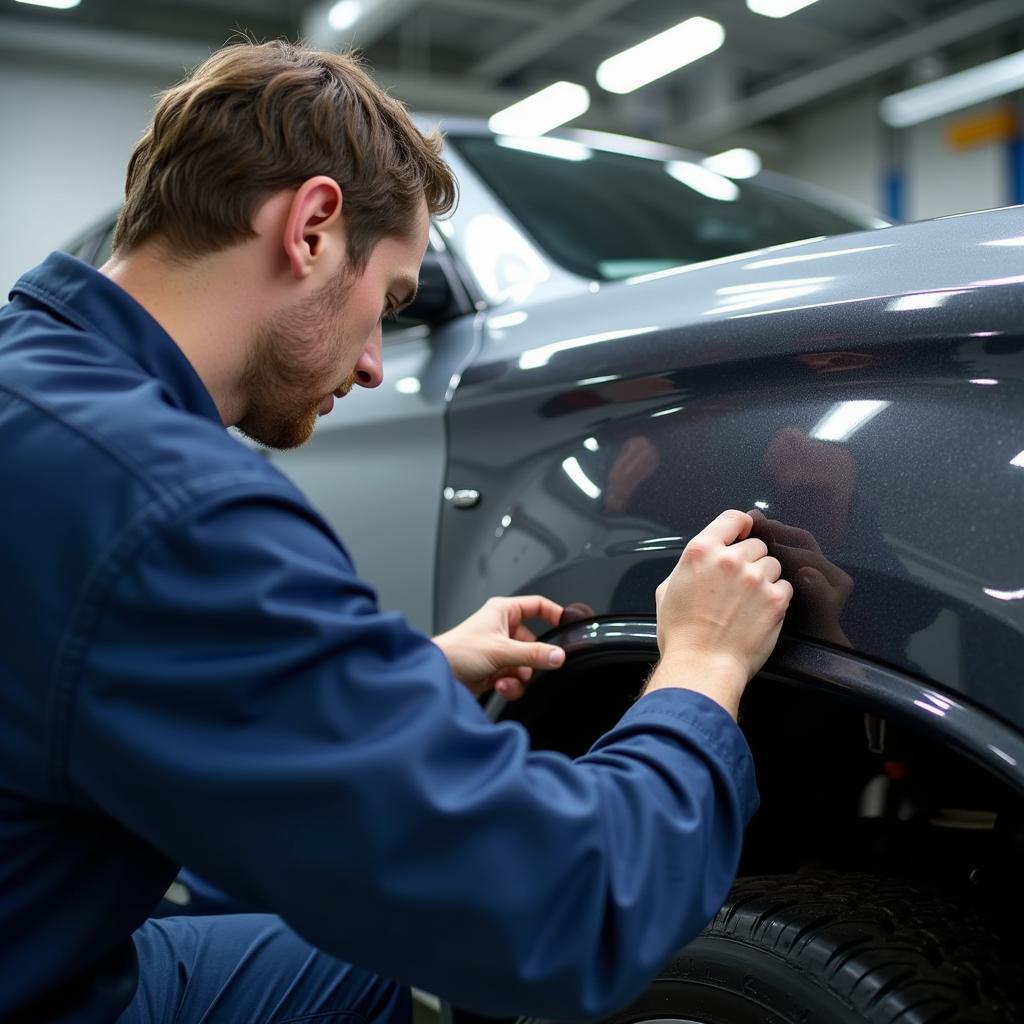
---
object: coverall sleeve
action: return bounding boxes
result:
[66,482,759,1019]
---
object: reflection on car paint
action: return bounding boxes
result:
[440,208,1024,729]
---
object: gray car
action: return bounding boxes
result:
[70,124,1024,1023]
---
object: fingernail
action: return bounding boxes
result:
[548,649,565,667]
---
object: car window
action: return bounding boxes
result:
[450,136,869,281]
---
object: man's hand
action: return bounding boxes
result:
[644,510,793,718]
[434,595,567,700]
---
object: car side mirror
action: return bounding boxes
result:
[401,249,466,326]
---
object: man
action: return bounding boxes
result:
[0,40,792,1024]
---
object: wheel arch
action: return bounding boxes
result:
[492,620,1024,797]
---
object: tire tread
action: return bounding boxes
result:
[702,872,1023,1024]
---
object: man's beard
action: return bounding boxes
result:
[236,270,354,450]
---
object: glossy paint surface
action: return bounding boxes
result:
[438,208,1024,729]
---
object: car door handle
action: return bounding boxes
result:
[445,487,481,509]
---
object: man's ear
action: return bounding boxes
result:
[282,175,344,280]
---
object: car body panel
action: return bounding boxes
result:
[438,208,1024,729]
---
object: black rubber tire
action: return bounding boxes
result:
[529,872,1024,1024]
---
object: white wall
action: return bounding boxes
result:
[904,106,1008,221]
[772,91,886,215]
[0,57,171,295]
[772,82,1012,222]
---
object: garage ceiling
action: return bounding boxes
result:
[2,0,1022,150]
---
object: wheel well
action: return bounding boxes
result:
[497,650,1024,906]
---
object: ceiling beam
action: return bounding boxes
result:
[674,0,1024,144]
[466,0,853,89]
[851,0,923,28]
[430,0,561,25]
[0,15,211,77]
[469,0,637,83]
[301,0,424,50]
[690,12,851,62]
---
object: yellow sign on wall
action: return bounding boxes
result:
[946,107,1018,151]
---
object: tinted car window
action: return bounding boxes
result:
[450,136,868,281]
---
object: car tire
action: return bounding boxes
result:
[522,871,1023,1024]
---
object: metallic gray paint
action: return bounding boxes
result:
[439,208,1024,730]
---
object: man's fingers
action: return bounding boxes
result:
[692,509,753,549]
[505,595,565,628]
[501,640,565,671]
[494,677,525,700]
[731,537,769,562]
[772,577,795,609]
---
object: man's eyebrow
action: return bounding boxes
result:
[393,275,419,310]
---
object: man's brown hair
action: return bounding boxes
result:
[114,40,457,269]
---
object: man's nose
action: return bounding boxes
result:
[354,328,383,389]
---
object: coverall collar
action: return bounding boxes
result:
[10,251,223,426]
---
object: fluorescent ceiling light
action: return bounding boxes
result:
[488,82,590,137]
[14,0,81,8]
[596,16,725,95]
[702,148,762,178]
[496,136,593,161]
[327,0,361,29]
[746,0,819,17]
[880,49,1024,128]
[666,160,740,201]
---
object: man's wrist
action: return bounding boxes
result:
[642,652,746,720]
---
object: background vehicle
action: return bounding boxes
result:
[72,125,1024,1022]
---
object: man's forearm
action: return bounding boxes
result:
[642,652,746,720]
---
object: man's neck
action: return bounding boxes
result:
[100,242,259,426]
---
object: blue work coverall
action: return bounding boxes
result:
[0,253,758,1022]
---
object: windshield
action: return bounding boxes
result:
[449,135,871,282]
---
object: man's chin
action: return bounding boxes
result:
[236,408,319,450]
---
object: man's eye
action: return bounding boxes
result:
[381,309,398,323]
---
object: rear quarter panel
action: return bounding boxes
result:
[437,209,1024,730]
